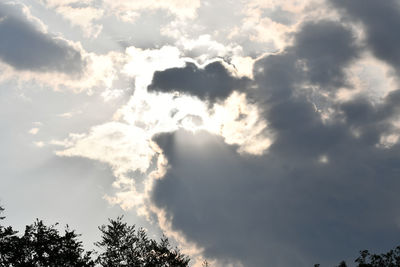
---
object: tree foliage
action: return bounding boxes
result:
[95,216,189,267]
[354,247,400,267]
[14,220,94,267]
[5,204,400,267]
[0,206,18,265]
[0,207,189,267]
[321,246,400,267]
[0,207,94,266]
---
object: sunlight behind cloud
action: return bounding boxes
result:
[54,43,270,217]
[5,1,400,267]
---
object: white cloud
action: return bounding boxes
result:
[234,0,335,51]
[54,6,104,38]
[230,56,255,78]
[201,92,271,155]
[342,52,398,101]
[40,0,94,7]
[40,0,103,38]
[102,0,201,21]
[176,34,243,63]
[55,122,156,213]
[101,88,125,102]
[56,122,154,176]
[34,141,45,147]
[57,110,83,118]
[29,128,40,135]
[122,45,185,79]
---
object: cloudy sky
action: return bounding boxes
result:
[1,0,400,266]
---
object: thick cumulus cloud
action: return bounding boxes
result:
[148,20,358,106]
[152,128,400,267]
[0,2,85,74]
[149,18,400,267]
[18,1,400,266]
[148,61,250,102]
[253,19,359,101]
[330,0,400,74]
[293,20,359,89]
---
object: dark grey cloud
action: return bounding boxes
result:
[0,3,85,74]
[149,18,400,267]
[251,20,359,99]
[250,20,360,158]
[148,61,250,102]
[149,20,358,106]
[294,20,359,88]
[339,90,400,146]
[152,128,400,267]
[330,0,400,73]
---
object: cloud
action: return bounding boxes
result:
[175,34,243,63]
[293,20,360,89]
[147,18,400,267]
[151,123,400,267]
[0,2,85,74]
[41,0,200,22]
[54,6,104,38]
[53,42,269,218]
[330,0,400,74]
[34,141,45,147]
[29,128,40,135]
[55,122,155,179]
[40,0,94,7]
[39,0,104,38]
[148,61,250,102]
[57,110,83,118]
[0,49,121,93]
[122,46,185,80]
[101,88,125,102]
[32,2,400,267]
[0,2,122,93]
[149,19,358,110]
[102,0,201,21]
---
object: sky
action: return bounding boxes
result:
[1,0,400,266]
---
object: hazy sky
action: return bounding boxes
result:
[1,0,400,266]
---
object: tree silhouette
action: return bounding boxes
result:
[354,247,400,267]
[5,204,400,267]
[14,220,95,266]
[1,207,190,267]
[95,216,189,267]
[326,246,400,267]
[0,206,18,265]
[0,207,94,266]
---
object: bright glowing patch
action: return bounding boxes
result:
[34,141,45,147]
[318,154,329,164]
[123,46,184,78]
[29,127,40,135]
[231,56,255,78]
[378,134,399,148]
[339,54,397,102]
[203,92,271,155]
